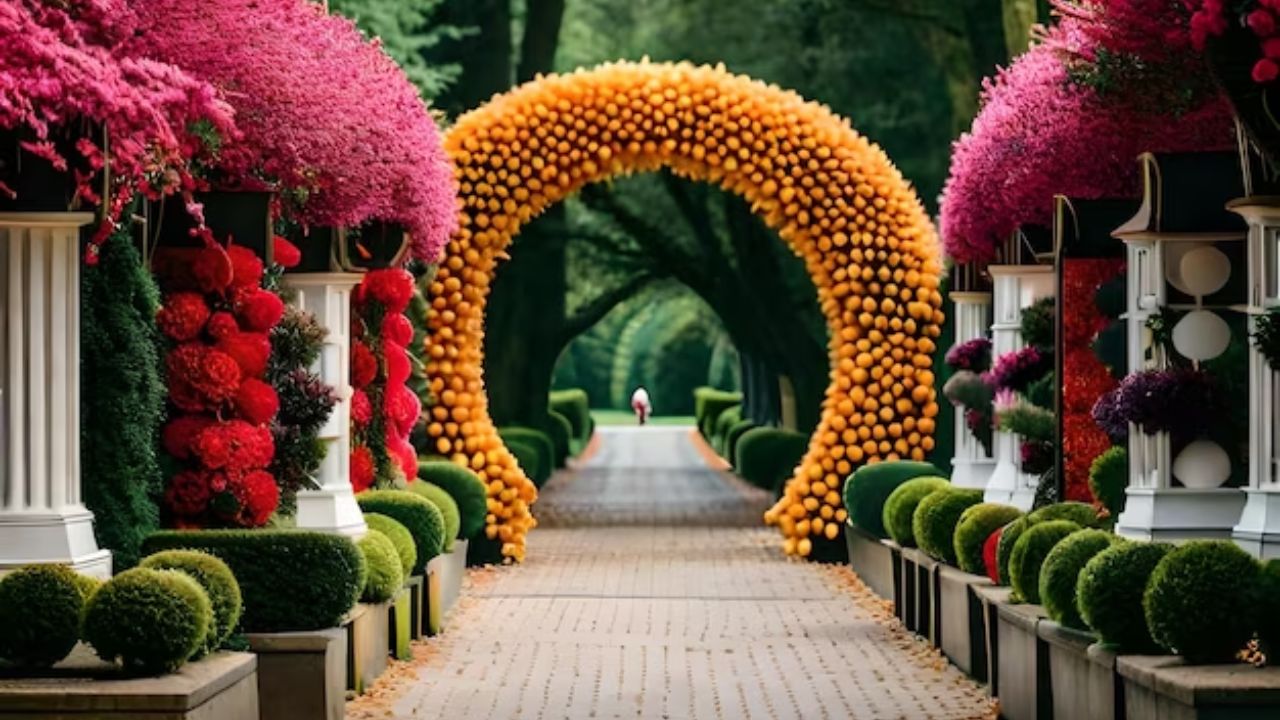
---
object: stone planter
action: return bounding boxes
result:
[973,585,1012,696]
[882,539,904,622]
[405,575,425,641]
[996,601,1052,720]
[345,602,390,694]
[1037,620,1122,720]
[246,628,345,720]
[936,564,992,680]
[844,523,895,600]
[425,555,445,636]
[440,539,469,615]
[0,650,258,719]
[905,549,940,644]
[388,587,413,661]
[898,547,919,632]
[1118,655,1280,720]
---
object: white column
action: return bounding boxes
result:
[983,265,1055,510]
[949,291,996,489]
[284,273,367,537]
[0,213,110,577]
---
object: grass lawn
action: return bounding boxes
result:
[590,409,695,426]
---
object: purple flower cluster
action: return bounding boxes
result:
[984,346,1052,394]
[945,337,992,372]
[1091,367,1219,438]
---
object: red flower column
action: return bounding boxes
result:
[0,213,111,576]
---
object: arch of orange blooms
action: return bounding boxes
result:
[425,61,945,562]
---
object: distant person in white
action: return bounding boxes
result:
[631,386,651,425]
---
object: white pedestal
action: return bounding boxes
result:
[0,213,110,577]
[284,273,366,538]
[1233,488,1280,558]
[1117,488,1247,542]
[949,292,996,490]
[982,266,1054,510]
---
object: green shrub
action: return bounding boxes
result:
[694,387,741,438]
[407,481,461,552]
[140,550,242,653]
[142,530,364,633]
[1009,520,1081,603]
[912,488,984,564]
[1144,540,1261,663]
[953,503,1023,575]
[1038,529,1117,629]
[500,427,553,486]
[549,389,591,442]
[995,518,1028,586]
[725,419,756,467]
[358,490,445,573]
[735,427,808,493]
[418,460,488,540]
[1255,559,1280,651]
[713,404,742,455]
[357,529,404,603]
[1077,542,1172,652]
[506,439,546,487]
[0,564,86,667]
[1088,447,1128,518]
[882,476,950,547]
[83,567,211,674]
[1027,502,1105,528]
[547,410,575,463]
[843,461,946,539]
[364,513,417,577]
[73,573,104,603]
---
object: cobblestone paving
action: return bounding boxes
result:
[370,427,994,720]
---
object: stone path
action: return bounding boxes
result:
[354,426,994,720]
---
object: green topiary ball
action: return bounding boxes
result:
[881,477,950,547]
[842,460,946,539]
[140,550,242,654]
[953,503,1024,576]
[545,411,573,467]
[83,567,212,674]
[1076,541,1172,652]
[505,439,546,487]
[1009,520,1081,604]
[407,481,461,552]
[1088,447,1128,518]
[995,517,1028,586]
[72,573,104,603]
[418,460,488,541]
[357,530,404,604]
[1144,540,1261,663]
[1038,529,1118,629]
[0,564,86,667]
[357,490,445,574]
[363,513,417,577]
[1027,502,1105,528]
[912,488,984,564]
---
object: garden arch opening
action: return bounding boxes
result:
[424,61,945,562]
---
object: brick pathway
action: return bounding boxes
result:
[358,427,994,720]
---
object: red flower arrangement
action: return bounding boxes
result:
[349,268,421,490]
[156,242,284,528]
[129,0,458,261]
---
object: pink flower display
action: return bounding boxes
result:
[939,8,1234,263]
[130,0,458,261]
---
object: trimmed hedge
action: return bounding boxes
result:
[953,503,1023,575]
[1077,542,1172,652]
[0,564,86,667]
[357,490,445,573]
[548,410,575,464]
[501,427,554,485]
[995,518,1028,586]
[882,476,949,547]
[418,460,488,540]
[407,481,461,552]
[735,427,808,493]
[1027,502,1105,528]
[506,439,546,487]
[549,389,591,442]
[142,530,364,633]
[83,567,212,674]
[694,387,741,438]
[1144,540,1261,663]
[725,419,756,467]
[1038,529,1117,629]
[364,513,417,577]
[712,404,742,455]
[913,488,984,564]
[1088,447,1128,518]
[843,461,946,540]
[1009,520,1081,603]
[357,529,404,603]
[141,550,242,653]
[1257,559,1280,651]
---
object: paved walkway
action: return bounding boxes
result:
[354,427,994,720]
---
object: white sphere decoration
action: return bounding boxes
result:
[1164,242,1206,295]
[1178,245,1231,297]
[1172,309,1231,361]
[1172,439,1232,489]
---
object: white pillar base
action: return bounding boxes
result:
[951,457,996,490]
[0,509,111,577]
[1233,487,1280,559]
[1116,487,1247,542]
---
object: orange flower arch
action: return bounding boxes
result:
[426,61,945,562]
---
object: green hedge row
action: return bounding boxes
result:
[500,426,555,486]
[735,427,807,494]
[694,387,742,439]
[417,460,488,541]
[549,389,592,444]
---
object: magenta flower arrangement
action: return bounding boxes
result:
[984,346,1052,394]
[130,0,458,261]
[945,337,992,372]
[0,0,234,250]
[1091,367,1220,437]
[939,12,1233,263]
